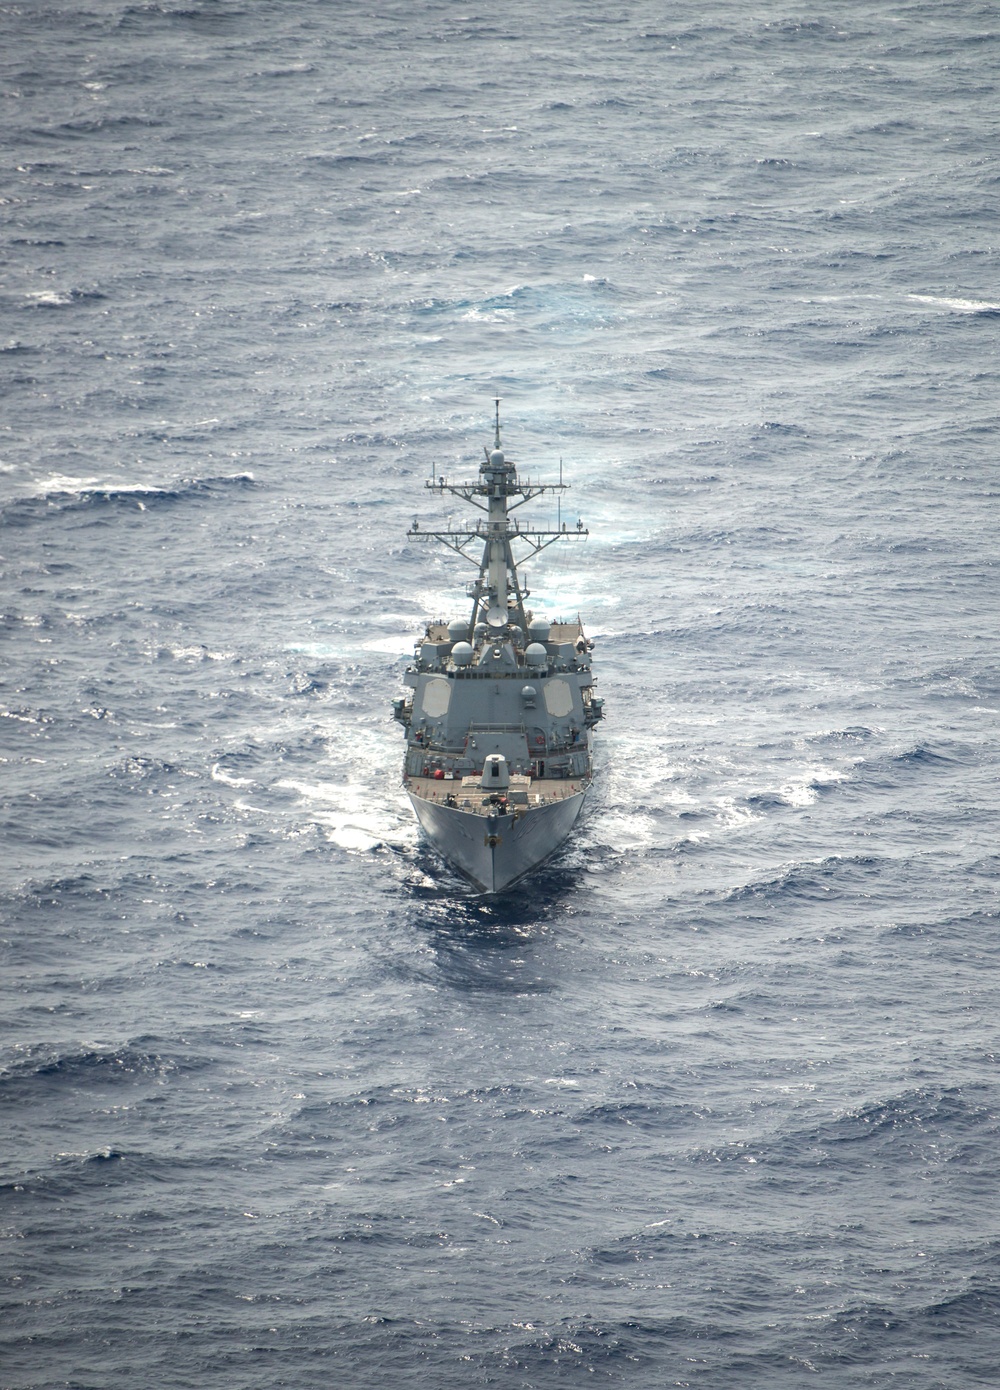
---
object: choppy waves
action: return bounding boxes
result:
[0,471,256,526]
[3,1,1000,1386]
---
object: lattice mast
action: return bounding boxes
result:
[407,400,587,634]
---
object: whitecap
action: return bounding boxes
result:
[25,290,73,307]
[211,763,256,790]
[33,473,102,497]
[908,293,1000,314]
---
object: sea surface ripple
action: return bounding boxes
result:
[3,3,1000,1386]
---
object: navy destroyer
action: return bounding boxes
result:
[393,403,604,892]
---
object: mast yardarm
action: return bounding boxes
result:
[406,402,588,635]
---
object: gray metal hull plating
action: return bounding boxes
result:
[409,789,587,893]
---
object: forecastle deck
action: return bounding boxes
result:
[405,772,585,817]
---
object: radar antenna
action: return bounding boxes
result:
[408,404,587,635]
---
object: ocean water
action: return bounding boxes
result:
[3,2,1000,1385]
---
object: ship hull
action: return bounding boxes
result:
[408,788,587,893]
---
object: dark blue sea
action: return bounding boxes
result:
[4,3,1000,1385]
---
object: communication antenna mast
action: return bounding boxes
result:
[408,404,585,636]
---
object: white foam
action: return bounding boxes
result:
[34,474,102,497]
[286,633,416,660]
[25,290,73,307]
[362,635,416,655]
[276,777,415,852]
[781,781,819,808]
[908,293,1000,314]
[714,796,761,829]
[29,474,180,503]
[276,777,349,806]
[415,586,467,617]
[284,642,344,659]
[592,808,657,852]
[211,763,256,790]
[164,645,233,662]
[325,822,386,852]
[779,763,851,808]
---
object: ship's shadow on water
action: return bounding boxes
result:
[407,848,579,927]
[392,848,582,991]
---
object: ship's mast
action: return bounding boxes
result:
[407,401,587,635]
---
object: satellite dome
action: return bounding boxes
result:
[447,617,468,642]
[451,641,474,666]
[489,448,505,467]
[525,642,548,666]
[528,617,551,641]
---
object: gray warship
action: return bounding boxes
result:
[393,403,604,892]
